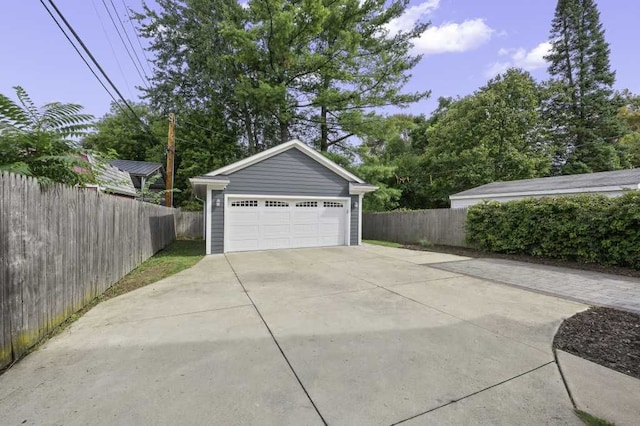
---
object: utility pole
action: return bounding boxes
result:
[165,113,176,208]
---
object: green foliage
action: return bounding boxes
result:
[403,69,551,208]
[135,0,428,152]
[355,144,401,212]
[466,192,640,269]
[544,0,626,173]
[0,86,95,185]
[83,101,166,161]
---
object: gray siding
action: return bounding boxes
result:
[350,195,359,245]
[224,149,349,196]
[210,190,224,254]
[209,147,364,252]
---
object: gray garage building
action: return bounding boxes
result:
[449,168,640,208]
[190,140,377,254]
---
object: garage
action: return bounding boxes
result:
[190,139,377,254]
[225,197,349,252]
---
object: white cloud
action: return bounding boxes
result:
[385,0,440,36]
[486,41,551,77]
[413,19,494,56]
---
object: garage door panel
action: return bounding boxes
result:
[227,198,347,252]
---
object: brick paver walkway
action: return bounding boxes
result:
[431,258,640,314]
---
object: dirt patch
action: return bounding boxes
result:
[405,244,640,279]
[554,307,640,379]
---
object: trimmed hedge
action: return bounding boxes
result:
[466,191,640,269]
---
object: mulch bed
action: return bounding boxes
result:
[553,307,640,379]
[404,244,640,279]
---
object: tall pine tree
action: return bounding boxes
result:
[545,0,625,173]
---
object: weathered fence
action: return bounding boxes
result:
[174,210,204,239]
[363,208,468,247]
[0,173,176,369]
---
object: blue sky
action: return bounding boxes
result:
[2,0,639,119]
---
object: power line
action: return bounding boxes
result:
[39,0,121,110]
[41,0,156,140]
[119,0,154,76]
[90,0,134,99]
[107,0,152,83]
[99,0,150,89]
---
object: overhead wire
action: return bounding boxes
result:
[119,0,154,76]
[90,0,134,99]
[41,0,159,141]
[99,0,150,89]
[107,0,152,83]
[39,0,121,110]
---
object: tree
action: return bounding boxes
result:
[408,69,551,207]
[83,101,166,161]
[618,91,640,167]
[544,0,625,173]
[135,0,428,152]
[0,86,95,185]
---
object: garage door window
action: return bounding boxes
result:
[231,200,258,207]
[296,201,318,208]
[323,201,344,208]
[265,200,289,207]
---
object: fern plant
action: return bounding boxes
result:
[0,86,95,185]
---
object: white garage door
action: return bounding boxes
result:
[226,198,349,252]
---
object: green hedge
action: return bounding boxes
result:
[466,191,640,269]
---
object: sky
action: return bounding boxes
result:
[2,0,639,120]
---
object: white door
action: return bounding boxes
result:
[226,198,348,252]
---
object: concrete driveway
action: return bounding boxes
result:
[0,245,585,425]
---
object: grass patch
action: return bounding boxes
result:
[1,239,205,375]
[364,239,403,248]
[105,240,205,299]
[575,410,615,425]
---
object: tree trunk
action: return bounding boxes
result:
[243,109,256,154]
[320,105,328,152]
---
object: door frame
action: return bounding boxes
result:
[223,194,351,253]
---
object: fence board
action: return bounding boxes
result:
[363,208,468,247]
[174,211,204,239]
[0,174,178,370]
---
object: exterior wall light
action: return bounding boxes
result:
[215,198,221,207]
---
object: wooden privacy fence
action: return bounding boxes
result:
[0,173,176,370]
[363,208,468,247]
[174,210,204,239]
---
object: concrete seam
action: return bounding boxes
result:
[553,349,578,409]
[224,255,328,426]
[99,304,254,326]
[389,361,555,425]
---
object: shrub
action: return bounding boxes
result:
[466,191,640,269]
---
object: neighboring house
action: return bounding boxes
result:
[449,168,640,208]
[109,160,166,193]
[190,139,377,254]
[78,154,138,198]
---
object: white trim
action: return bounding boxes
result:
[205,139,365,184]
[223,193,351,253]
[358,193,363,245]
[449,184,638,201]
[223,194,229,253]
[349,182,378,195]
[205,189,212,255]
[189,177,230,191]
[226,194,350,201]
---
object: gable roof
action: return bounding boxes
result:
[205,139,365,183]
[450,168,640,199]
[110,160,164,177]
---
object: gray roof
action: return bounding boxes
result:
[110,160,164,176]
[451,168,640,198]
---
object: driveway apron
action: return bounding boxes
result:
[0,246,585,425]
